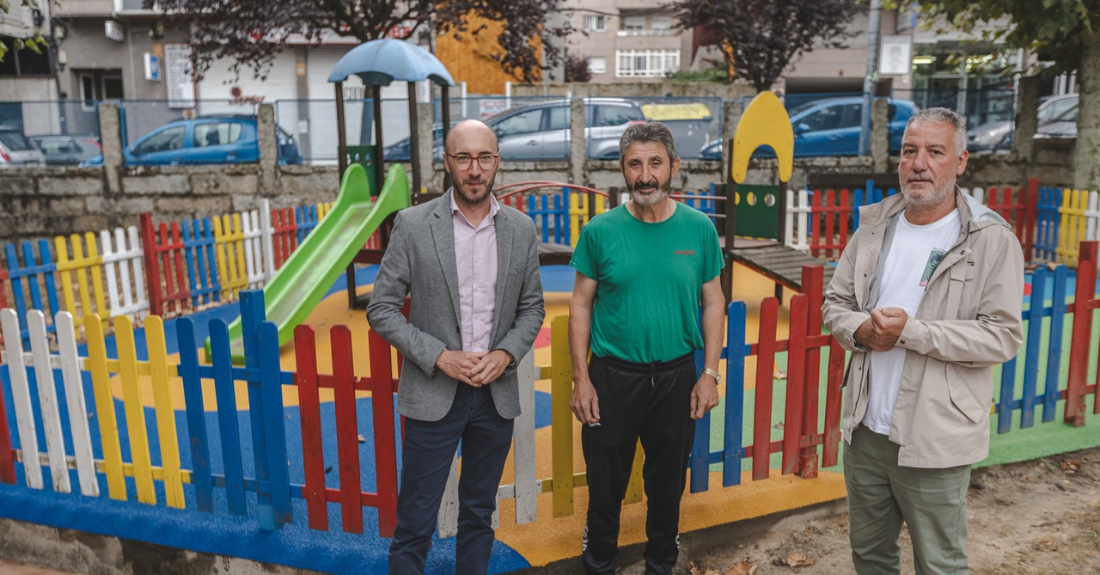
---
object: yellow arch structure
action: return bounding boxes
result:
[731,92,794,184]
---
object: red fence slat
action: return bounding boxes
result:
[332,326,364,533]
[141,214,191,316]
[295,325,329,530]
[800,265,824,478]
[782,294,807,475]
[369,329,399,538]
[1065,242,1098,426]
[271,208,299,269]
[752,297,779,481]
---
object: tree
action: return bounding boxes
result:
[149,0,567,83]
[563,50,592,83]
[896,0,1100,189]
[674,0,866,91]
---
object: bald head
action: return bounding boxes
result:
[445,119,498,153]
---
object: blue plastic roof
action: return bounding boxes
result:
[327,39,455,86]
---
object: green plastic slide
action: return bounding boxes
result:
[215,162,411,362]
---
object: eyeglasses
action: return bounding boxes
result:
[444,151,500,170]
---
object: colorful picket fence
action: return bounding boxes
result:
[780,179,1041,261]
[3,243,1100,542]
[0,199,335,340]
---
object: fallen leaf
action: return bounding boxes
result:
[774,421,785,429]
[688,560,700,575]
[1060,460,1080,473]
[787,553,818,567]
[358,434,366,443]
[775,370,787,380]
[725,561,758,575]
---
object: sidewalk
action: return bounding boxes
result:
[0,560,82,575]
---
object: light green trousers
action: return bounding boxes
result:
[844,425,971,575]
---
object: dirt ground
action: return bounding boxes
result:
[663,447,1100,575]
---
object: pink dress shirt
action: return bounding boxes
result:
[450,192,500,352]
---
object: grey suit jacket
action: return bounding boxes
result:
[366,191,545,422]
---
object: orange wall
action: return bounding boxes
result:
[435,16,541,95]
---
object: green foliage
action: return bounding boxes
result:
[0,0,51,63]
[895,0,1100,73]
[667,64,729,83]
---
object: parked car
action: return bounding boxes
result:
[384,97,646,162]
[968,93,1078,152]
[0,126,46,167]
[30,134,102,166]
[82,115,303,166]
[698,96,918,159]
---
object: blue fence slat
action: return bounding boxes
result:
[210,318,247,516]
[1019,266,1047,429]
[176,317,214,512]
[182,219,221,306]
[1034,187,1061,261]
[560,188,570,246]
[723,301,747,487]
[5,240,59,341]
[1043,265,1068,422]
[690,350,710,494]
[259,317,292,527]
[240,291,275,530]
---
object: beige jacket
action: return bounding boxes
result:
[823,189,1024,468]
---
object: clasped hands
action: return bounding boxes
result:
[855,307,909,352]
[435,349,513,387]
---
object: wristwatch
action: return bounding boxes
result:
[702,367,722,384]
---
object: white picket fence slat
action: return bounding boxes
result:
[784,189,811,252]
[1,308,43,489]
[100,226,149,320]
[55,312,99,496]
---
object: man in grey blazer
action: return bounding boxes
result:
[367,119,545,575]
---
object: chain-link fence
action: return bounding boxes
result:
[0,101,101,165]
[632,97,721,160]
[275,98,415,165]
[117,100,260,166]
[894,88,1016,130]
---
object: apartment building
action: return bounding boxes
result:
[0,0,58,100]
[561,1,692,83]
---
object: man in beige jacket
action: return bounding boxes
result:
[823,108,1024,575]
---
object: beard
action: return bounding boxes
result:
[628,175,672,207]
[453,172,497,206]
[900,176,955,208]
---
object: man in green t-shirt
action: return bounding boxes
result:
[569,122,726,575]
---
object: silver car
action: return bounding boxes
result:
[487,98,646,160]
[0,126,46,167]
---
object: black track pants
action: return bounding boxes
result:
[580,353,697,575]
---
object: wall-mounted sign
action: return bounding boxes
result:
[105,20,125,42]
[879,35,913,76]
[144,53,162,81]
[164,43,196,109]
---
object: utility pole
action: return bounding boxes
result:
[859,0,883,156]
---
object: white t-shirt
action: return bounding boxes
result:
[863,209,960,434]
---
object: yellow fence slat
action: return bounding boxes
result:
[214,214,248,300]
[145,316,185,508]
[54,233,108,329]
[85,315,127,500]
[116,316,157,504]
[550,314,574,517]
[1057,188,1072,265]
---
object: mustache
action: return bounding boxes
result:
[631,179,660,191]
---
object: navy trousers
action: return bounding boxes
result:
[388,383,514,575]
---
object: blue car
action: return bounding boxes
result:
[700,96,918,159]
[83,115,302,166]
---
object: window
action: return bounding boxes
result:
[492,109,543,136]
[0,131,35,151]
[0,35,52,77]
[799,104,861,132]
[615,49,680,78]
[34,137,82,154]
[623,16,645,32]
[588,57,606,74]
[592,104,644,127]
[651,16,673,32]
[547,106,568,131]
[195,122,243,147]
[134,126,185,155]
[583,15,606,32]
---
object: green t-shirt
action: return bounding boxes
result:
[570,202,724,363]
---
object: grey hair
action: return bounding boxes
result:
[619,121,679,162]
[904,107,967,155]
